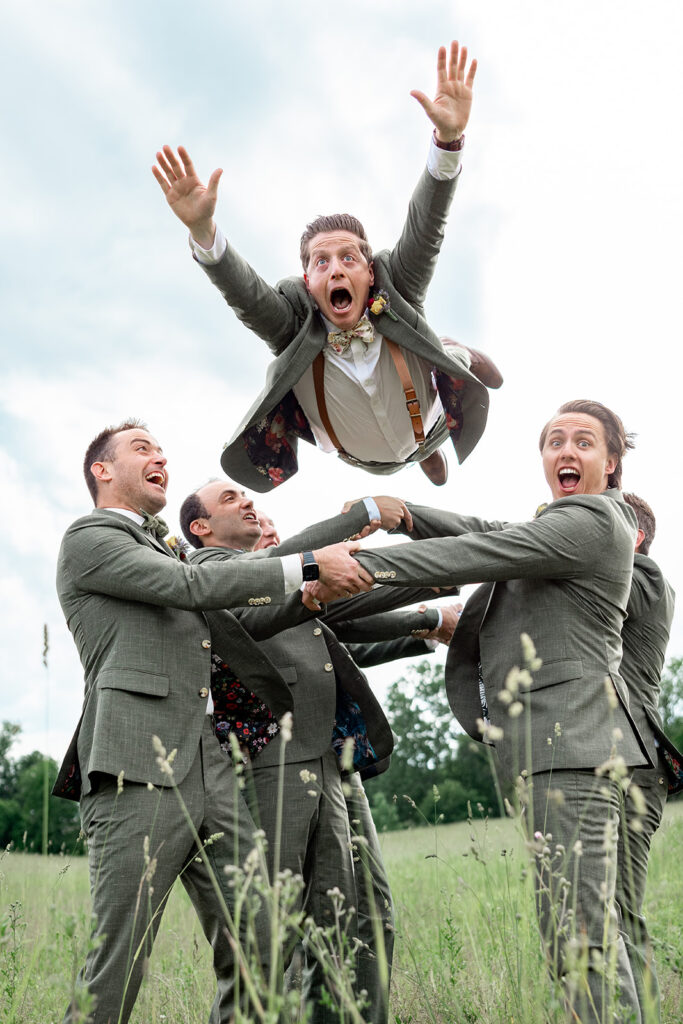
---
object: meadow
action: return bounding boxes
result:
[2,799,682,1024]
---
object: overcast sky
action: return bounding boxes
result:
[2,0,682,762]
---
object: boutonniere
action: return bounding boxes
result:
[368,289,398,321]
[166,535,191,561]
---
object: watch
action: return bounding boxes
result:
[302,551,320,582]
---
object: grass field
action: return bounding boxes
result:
[2,800,683,1023]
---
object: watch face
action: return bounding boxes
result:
[302,563,319,582]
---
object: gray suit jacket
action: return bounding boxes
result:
[199,167,489,491]
[192,543,394,773]
[54,510,293,799]
[355,491,651,778]
[622,553,681,788]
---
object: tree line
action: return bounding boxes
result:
[2,657,682,850]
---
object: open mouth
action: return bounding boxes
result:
[558,467,580,491]
[242,511,258,522]
[146,471,166,488]
[330,288,353,312]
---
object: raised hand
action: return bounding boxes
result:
[410,40,477,143]
[152,145,222,249]
[424,601,463,645]
[341,496,413,533]
[314,541,374,596]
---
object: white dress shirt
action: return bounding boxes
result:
[192,141,468,463]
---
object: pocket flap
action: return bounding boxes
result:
[98,669,169,697]
[529,658,583,690]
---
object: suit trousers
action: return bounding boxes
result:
[529,769,641,1024]
[346,772,394,1024]
[616,755,668,1023]
[68,718,270,1024]
[246,748,356,1024]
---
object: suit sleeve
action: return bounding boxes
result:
[345,636,433,668]
[396,503,511,541]
[189,544,315,635]
[273,504,371,555]
[61,521,287,610]
[387,168,459,308]
[627,559,665,621]
[332,606,439,643]
[196,241,299,356]
[355,500,628,588]
[321,585,447,626]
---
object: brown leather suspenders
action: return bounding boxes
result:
[313,341,425,456]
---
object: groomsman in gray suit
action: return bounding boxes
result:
[153,41,501,489]
[180,479,457,1022]
[249,507,460,1024]
[54,419,373,1024]
[308,399,652,1023]
[617,493,680,1022]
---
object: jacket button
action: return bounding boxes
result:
[324,662,333,672]
[658,776,665,786]
[201,640,211,649]
[313,627,322,636]
[198,687,209,698]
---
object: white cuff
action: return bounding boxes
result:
[424,639,439,651]
[281,554,303,592]
[435,608,443,628]
[363,496,381,523]
[427,137,463,181]
[190,225,228,265]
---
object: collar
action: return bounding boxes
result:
[100,507,145,526]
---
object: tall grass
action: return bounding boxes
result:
[2,801,682,1023]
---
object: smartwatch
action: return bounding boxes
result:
[302,551,320,582]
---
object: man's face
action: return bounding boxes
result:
[253,511,280,550]
[542,413,617,502]
[94,428,168,514]
[194,480,261,550]
[304,230,374,329]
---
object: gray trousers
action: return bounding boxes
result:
[247,748,357,1024]
[616,757,668,1023]
[346,772,394,1024]
[69,718,270,1024]
[529,769,641,1024]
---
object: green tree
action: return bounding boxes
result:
[0,723,82,854]
[659,656,683,752]
[366,660,505,828]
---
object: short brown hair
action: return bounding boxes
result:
[623,493,656,555]
[538,399,635,489]
[83,419,148,504]
[300,214,372,271]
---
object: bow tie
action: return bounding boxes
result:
[327,314,375,355]
[139,509,169,539]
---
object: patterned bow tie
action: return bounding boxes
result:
[327,314,375,355]
[139,509,169,539]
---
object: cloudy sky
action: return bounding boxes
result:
[2,0,682,761]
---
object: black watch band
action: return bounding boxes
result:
[302,551,320,582]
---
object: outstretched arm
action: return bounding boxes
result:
[152,145,222,250]
[410,40,477,143]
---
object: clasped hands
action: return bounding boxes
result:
[300,494,412,611]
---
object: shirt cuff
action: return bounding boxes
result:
[435,608,443,628]
[427,137,463,181]
[190,225,228,265]
[363,496,381,523]
[281,554,303,592]
[424,639,439,651]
